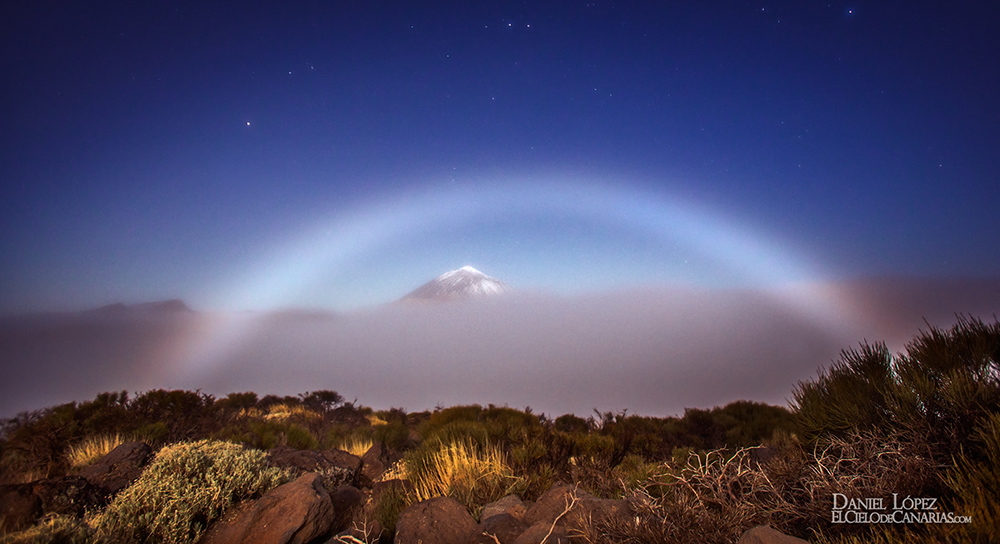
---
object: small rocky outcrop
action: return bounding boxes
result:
[737,525,811,544]
[518,482,631,540]
[1,476,108,534]
[511,521,570,544]
[480,494,528,522]
[359,442,396,486]
[471,513,529,544]
[199,473,334,544]
[268,447,361,490]
[79,441,152,494]
[0,484,42,533]
[30,476,107,517]
[393,496,477,544]
[522,482,591,526]
[328,484,366,535]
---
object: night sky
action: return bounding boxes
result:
[3,1,998,313]
[2,1,1000,416]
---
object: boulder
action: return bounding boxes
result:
[30,476,107,517]
[563,497,631,530]
[79,441,152,494]
[480,494,528,522]
[329,484,366,534]
[329,519,383,544]
[0,484,42,534]
[511,520,570,544]
[522,483,593,526]
[359,442,388,485]
[737,525,811,544]
[471,513,529,544]
[268,447,360,490]
[199,473,334,544]
[323,449,363,476]
[393,496,477,544]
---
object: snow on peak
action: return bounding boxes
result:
[401,266,511,301]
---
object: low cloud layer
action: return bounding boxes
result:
[2,277,999,419]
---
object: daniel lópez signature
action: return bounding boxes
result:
[831,493,972,524]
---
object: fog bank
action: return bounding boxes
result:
[2,277,999,418]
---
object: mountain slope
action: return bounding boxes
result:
[400,266,511,301]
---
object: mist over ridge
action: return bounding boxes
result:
[2,276,1000,419]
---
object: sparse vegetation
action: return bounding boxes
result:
[90,439,291,544]
[1,319,996,542]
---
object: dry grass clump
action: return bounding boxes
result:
[405,439,526,515]
[66,433,136,469]
[366,413,388,426]
[339,436,374,458]
[89,439,291,544]
[263,403,322,422]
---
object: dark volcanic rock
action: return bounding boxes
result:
[0,484,42,533]
[521,483,592,526]
[360,442,402,486]
[737,525,811,544]
[268,447,360,490]
[511,520,570,544]
[480,494,528,522]
[79,441,152,494]
[393,496,477,544]
[471,513,529,544]
[520,482,630,536]
[31,476,107,517]
[199,473,334,544]
[328,484,365,534]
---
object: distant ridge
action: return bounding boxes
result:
[400,266,511,302]
[88,299,193,315]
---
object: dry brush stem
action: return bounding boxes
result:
[582,431,937,544]
[541,484,580,544]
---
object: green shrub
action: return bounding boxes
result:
[284,423,319,450]
[372,420,411,451]
[214,419,318,451]
[91,439,290,544]
[934,411,1000,542]
[794,316,1000,464]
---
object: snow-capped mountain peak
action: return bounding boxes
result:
[401,266,511,301]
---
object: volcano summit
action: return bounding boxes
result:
[400,266,511,301]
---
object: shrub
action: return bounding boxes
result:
[129,390,218,441]
[794,316,1000,464]
[933,411,1000,542]
[91,439,290,544]
[299,390,344,413]
[372,421,411,452]
[215,419,318,451]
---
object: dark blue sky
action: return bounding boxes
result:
[3,1,999,312]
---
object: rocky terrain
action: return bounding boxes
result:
[0,440,806,544]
